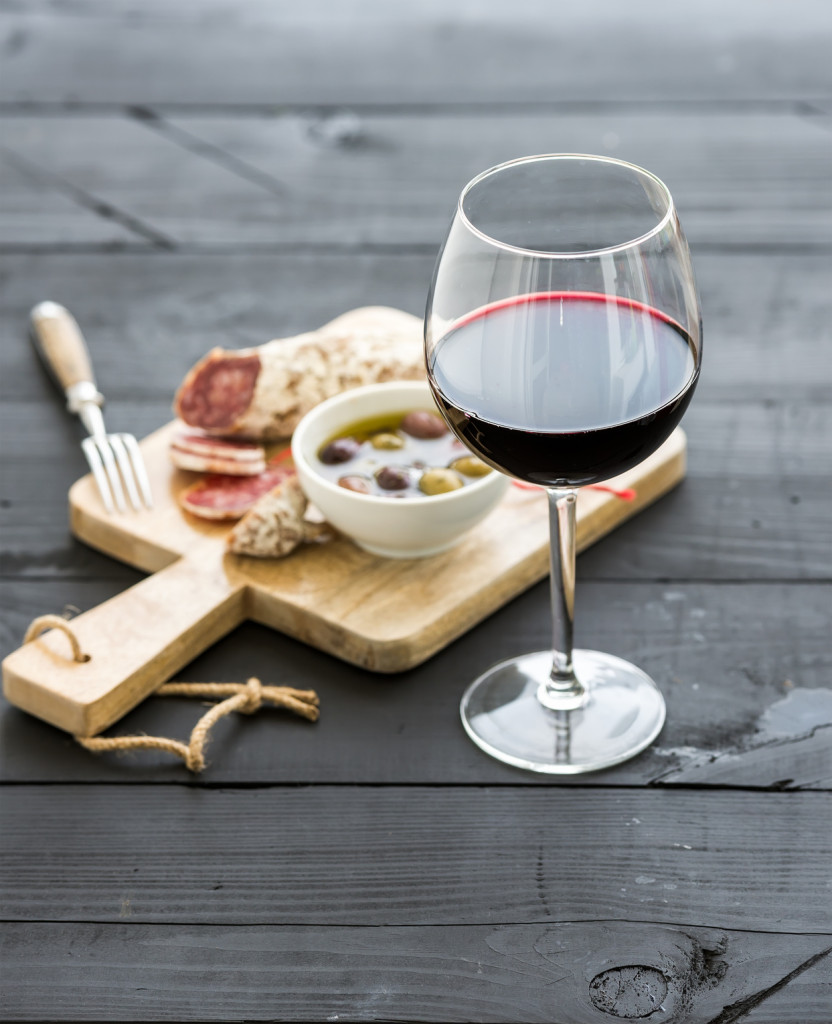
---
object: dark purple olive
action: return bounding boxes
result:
[376,465,410,491]
[400,410,447,439]
[319,437,360,464]
[338,475,372,494]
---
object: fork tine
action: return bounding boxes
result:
[119,433,153,509]
[93,436,127,513]
[81,437,115,515]
[109,434,142,511]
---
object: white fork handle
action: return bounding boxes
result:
[30,301,105,413]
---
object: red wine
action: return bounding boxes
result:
[428,292,699,487]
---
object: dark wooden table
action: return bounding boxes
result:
[1,3,831,1021]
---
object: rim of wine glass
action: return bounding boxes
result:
[457,153,675,259]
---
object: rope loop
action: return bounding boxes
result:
[23,614,90,663]
[24,613,318,773]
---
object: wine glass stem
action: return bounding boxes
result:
[539,489,587,711]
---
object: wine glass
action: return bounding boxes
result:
[425,154,702,773]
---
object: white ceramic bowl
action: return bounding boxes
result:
[291,381,509,558]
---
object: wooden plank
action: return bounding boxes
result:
[742,949,832,1023]
[1,787,829,932]
[2,0,830,105]
[0,116,266,248]
[163,110,832,247]
[1,251,828,405]
[0,922,828,1023]
[1,112,830,247]
[1,580,828,786]
[0,397,167,580]
[0,253,438,404]
[0,151,141,247]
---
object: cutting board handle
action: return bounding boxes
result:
[2,555,246,737]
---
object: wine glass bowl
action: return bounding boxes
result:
[425,154,702,773]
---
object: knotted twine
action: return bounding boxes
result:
[23,614,319,773]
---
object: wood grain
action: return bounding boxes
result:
[164,109,832,247]
[2,251,829,404]
[1,786,829,932]
[742,949,832,1023]
[2,0,829,105]
[0,151,141,247]
[1,111,830,248]
[0,922,828,1023]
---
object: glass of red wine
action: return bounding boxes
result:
[425,154,702,773]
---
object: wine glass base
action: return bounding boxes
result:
[460,649,665,774]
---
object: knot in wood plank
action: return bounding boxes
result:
[589,965,669,1018]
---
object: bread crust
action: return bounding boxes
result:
[227,477,314,557]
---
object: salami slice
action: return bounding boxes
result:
[178,466,296,521]
[170,430,266,476]
[174,308,424,441]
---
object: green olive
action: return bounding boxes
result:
[419,468,463,495]
[370,431,405,450]
[450,455,492,478]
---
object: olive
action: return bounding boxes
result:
[338,475,372,494]
[419,468,463,495]
[370,431,405,450]
[400,410,447,439]
[376,465,411,491]
[319,437,361,464]
[450,455,492,478]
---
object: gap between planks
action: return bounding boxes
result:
[0,100,825,116]
[0,917,829,937]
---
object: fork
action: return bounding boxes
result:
[30,302,153,514]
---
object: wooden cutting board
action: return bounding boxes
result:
[2,308,687,737]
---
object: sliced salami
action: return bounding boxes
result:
[169,449,265,476]
[178,465,296,521]
[173,430,266,461]
[174,308,423,441]
[170,430,267,476]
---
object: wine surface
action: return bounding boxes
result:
[428,292,698,487]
